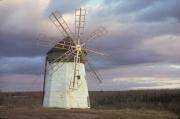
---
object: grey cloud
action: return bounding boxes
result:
[103,0,180,22]
[96,63,180,84]
[87,76,159,91]
[137,0,180,22]
[0,57,45,75]
[1,0,180,91]
[88,47,162,70]
[0,74,43,92]
[45,0,89,15]
[0,33,47,57]
[105,0,156,14]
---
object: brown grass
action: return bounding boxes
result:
[0,106,178,119]
[0,90,180,119]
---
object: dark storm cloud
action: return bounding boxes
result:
[88,46,162,70]
[0,56,44,75]
[86,23,180,69]
[0,1,49,75]
[138,0,180,22]
[0,33,47,57]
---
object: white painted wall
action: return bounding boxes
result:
[43,62,90,109]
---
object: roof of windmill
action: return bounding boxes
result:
[46,37,86,63]
[47,36,75,54]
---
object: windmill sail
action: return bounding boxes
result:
[75,8,86,39]
[49,11,76,44]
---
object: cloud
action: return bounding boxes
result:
[87,63,180,91]
[139,35,180,65]
[112,77,180,90]
[0,56,45,75]
[0,74,43,92]
[0,0,50,35]
[0,33,48,57]
[45,0,88,15]
[170,64,180,69]
[104,0,156,14]
[140,35,180,56]
[0,0,180,91]
[0,0,57,58]
[102,0,180,22]
[137,0,180,22]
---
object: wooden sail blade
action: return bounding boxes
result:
[37,33,73,50]
[81,52,103,83]
[49,11,76,44]
[49,53,75,75]
[82,26,108,46]
[49,49,76,75]
[84,48,109,56]
[37,33,58,47]
[50,49,74,64]
[75,8,86,39]
[86,60,103,83]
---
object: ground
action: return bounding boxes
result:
[0,91,180,119]
[0,106,178,119]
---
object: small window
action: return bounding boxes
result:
[77,75,81,80]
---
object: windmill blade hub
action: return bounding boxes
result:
[75,44,82,52]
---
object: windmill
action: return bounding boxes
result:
[40,8,108,109]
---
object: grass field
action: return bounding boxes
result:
[0,106,178,119]
[0,90,180,119]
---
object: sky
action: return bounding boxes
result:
[0,0,180,92]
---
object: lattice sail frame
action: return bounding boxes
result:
[75,8,86,39]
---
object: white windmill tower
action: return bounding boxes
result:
[39,8,108,109]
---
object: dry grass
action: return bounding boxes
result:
[0,106,178,119]
[0,91,180,119]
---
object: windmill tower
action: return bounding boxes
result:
[40,8,108,109]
